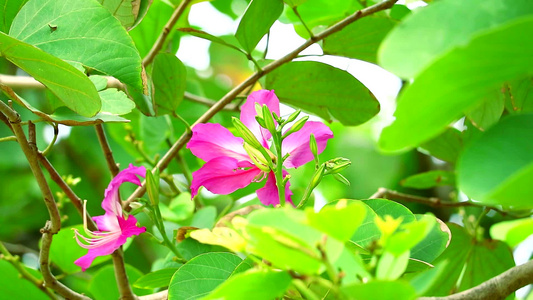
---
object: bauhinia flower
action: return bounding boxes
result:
[187,90,333,206]
[73,164,147,271]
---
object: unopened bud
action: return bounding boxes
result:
[243,143,271,172]
[232,117,262,149]
[333,173,350,186]
[309,133,318,161]
[325,158,351,175]
[262,105,277,134]
[285,110,301,123]
[310,164,326,190]
[282,116,309,139]
[255,116,267,129]
[145,168,160,206]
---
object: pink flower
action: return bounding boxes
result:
[187,90,333,206]
[73,164,147,271]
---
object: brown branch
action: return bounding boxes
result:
[123,0,399,210]
[419,259,533,300]
[0,100,90,299]
[95,123,120,176]
[38,154,98,231]
[369,187,523,217]
[139,291,167,300]
[0,75,237,111]
[142,0,192,66]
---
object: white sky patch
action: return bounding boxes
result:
[188,2,238,36]
[176,35,211,70]
[43,124,71,144]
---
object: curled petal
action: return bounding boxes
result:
[282,121,333,169]
[102,164,146,217]
[74,215,145,271]
[256,171,293,206]
[187,123,251,163]
[190,157,263,198]
[240,90,281,147]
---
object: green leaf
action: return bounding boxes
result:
[229,256,254,277]
[203,269,292,300]
[401,170,455,189]
[89,264,150,299]
[178,28,243,52]
[465,88,505,131]
[376,250,409,280]
[341,280,416,300]
[0,32,101,117]
[133,268,178,289]
[422,224,515,296]
[506,77,533,113]
[0,0,28,33]
[265,61,380,126]
[160,192,195,223]
[419,127,463,164]
[410,215,450,264]
[350,203,380,248]
[99,88,136,115]
[10,0,144,90]
[176,238,230,261]
[129,0,173,57]
[490,218,533,248]
[0,260,49,300]
[97,0,141,29]
[152,53,187,116]
[379,17,533,152]
[307,199,366,241]
[378,0,533,79]
[323,16,396,64]
[458,114,533,208]
[235,0,284,53]
[168,252,243,300]
[283,0,307,8]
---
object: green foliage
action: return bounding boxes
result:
[235,0,284,53]
[0,260,48,299]
[134,268,179,289]
[266,61,380,126]
[89,264,150,299]
[10,0,144,90]
[152,53,187,116]
[458,114,533,208]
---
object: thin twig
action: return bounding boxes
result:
[38,154,97,231]
[0,100,90,299]
[0,242,57,299]
[369,187,526,217]
[418,259,533,300]
[95,124,120,176]
[142,0,192,66]
[123,0,399,210]
[95,123,137,299]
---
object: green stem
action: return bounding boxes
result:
[0,136,17,142]
[293,279,320,300]
[297,165,324,209]
[272,132,286,207]
[152,204,186,263]
[0,242,56,299]
[41,123,58,156]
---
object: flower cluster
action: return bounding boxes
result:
[187,90,333,206]
[73,164,146,271]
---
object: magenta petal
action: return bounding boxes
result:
[190,157,262,198]
[75,215,145,271]
[240,90,281,146]
[187,123,251,163]
[256,171,293,206]
[102,164,146,216]
[93,213,119,232]
[282,121,333,169]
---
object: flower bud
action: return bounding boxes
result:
[232,117,262,149]
[325,157,351,175]
[309,133,318,161]
[255,115,267,129]
[145,168,160,206]
[243,142,271,172]
[285,109,301,123]
[262,104,277,134]
[282,116,309,139]
[310,164,326,190]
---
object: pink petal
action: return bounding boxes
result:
[187,123,251,163]
[256,171,293,206]
[93,213,119,232]
[282,121,333,169]
[240,90,281,147]
[190,157,262,198]
[102,164,146,216]
[75,215,145,271]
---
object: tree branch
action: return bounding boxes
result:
[95,124,120,176]
[369,187,525,217]
[0,100,90,299]
[419,259,533,300]
[142,0,192,66]
[0,75,237,111]
[123,0,399,210]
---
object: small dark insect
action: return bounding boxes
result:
[48,24,57,32]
